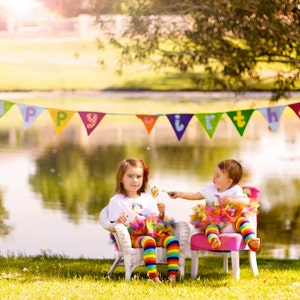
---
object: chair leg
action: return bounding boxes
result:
[191,250,199,278]
[108,254,123,275]
[222,252,230,273]
[231,251,240,280]
[249,251,259,276]
[178,253,186,278]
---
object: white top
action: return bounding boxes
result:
[199,183,246,205]
[199,183,247,233]
[108,192,159,225]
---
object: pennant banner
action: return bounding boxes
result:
[0,99,300,140]
[289,102,300,119]
[17,103,46,130]
[137,114,160,134]
[48,108,75,136]
[226,109,254,136]
[78,111,106,135]
[166,114,194,141]
[195,112,223,138]
[257,106,285,132]
[0,100,14,118]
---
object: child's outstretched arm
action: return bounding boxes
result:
[168,191,204,200]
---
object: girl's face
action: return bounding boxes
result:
[212,167,233,192]
[121,165,144,197]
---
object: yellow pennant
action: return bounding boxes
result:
[48,108,75,135]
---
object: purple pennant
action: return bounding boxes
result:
[166,114,194,141]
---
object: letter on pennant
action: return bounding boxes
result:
[136,114,159,134]
[226,109,254,136]
[78,111,106,135]
[48,108,75,135]
[166,114,194,141]
[257,106,285,132]
[17,103,45,130]
[195,112,223,138]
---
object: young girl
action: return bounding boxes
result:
[108,158,179,283]
[169,159,260,252]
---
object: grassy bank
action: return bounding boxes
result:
[1,38,299,93]
[0,254,299,299]
[0,38,197,92]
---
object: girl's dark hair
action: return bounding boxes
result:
[115,158,149,196]
[218,159,243,185]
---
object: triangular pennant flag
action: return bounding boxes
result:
[48,108,75,135]
[78,111,106,135]
[257,105,285,132]
[288,102,300,119]
[17,103,45,130]
[0,100,14,118]
[166,114,194,141]
[136,114,159,134]
[226,109,254,136]
[195,112,223,138]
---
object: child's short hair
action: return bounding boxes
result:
[218,159,243,185]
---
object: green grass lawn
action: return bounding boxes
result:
[0,38,299,93]
[0,254,299,299]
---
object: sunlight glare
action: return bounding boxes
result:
[1,0,42,17]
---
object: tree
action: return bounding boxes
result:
[93,0,300,100]
[41,0,91,17]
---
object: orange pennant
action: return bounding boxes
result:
[137,114,159,134]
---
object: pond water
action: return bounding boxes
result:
[1,94,300,260]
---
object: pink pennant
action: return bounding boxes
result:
[78,111,106,135]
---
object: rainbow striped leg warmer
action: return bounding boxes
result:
[235,216,255,244]
[161,235,180,277]
[138,236,158,279]
[205,224,220,246]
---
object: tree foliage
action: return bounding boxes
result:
[93,0,300,99]
[41,0,91,17]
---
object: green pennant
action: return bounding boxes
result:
[195,112,223,138]
[226,109,254,136]
[0,100,14,118]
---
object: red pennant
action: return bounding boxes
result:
[288,103,300,119]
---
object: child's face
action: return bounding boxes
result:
[121,165,144,197]
[212,166,233,192]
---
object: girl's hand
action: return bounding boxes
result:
[117,214,128,224]
[157,202,165,220]
[157,203,165,214]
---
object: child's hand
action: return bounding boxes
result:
[168,191,178,198]
[157,203,165,214]
[117,214,128,224]
[221,196,233,206]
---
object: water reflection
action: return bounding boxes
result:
[0,107,300,259]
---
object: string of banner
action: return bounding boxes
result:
[1,99,300,140]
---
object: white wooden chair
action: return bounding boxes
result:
[190,186,260,280]
[99,206,190,280]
